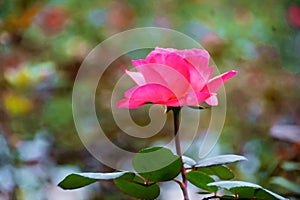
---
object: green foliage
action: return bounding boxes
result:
[132,147,182,182]
[58,147,181,199]
[114,173,160,200]
[186,171,217,192]
[208,181,288,200]
[197,165,234,180]
[58,150,287,200]
[195,154,247,168]
[58,171,128,189]
[184,155,235,180]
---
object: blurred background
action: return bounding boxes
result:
[0,0,300,199]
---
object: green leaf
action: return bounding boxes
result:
[208,181,288,200]
[133,147,182,182]
[256,188,288,200]
[195,154,247,167]
[197,191,214,195]
[114,173,160,200]
[186,171,217,192]
[208,180,262,189]
[197,165,234,180]
[58,171,127,189]
[271,176,300,194]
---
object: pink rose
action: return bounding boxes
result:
[117,47,237,108]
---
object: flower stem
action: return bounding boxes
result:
[171,107,189,200]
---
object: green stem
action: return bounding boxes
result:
[171,107,189,200]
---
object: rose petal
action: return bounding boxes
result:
[203,66,214,82]
[184,92,212,105]
[175,49,210,71]
[178,49,212,91]
[205,95,218,106]
[186,65,214,92]
[136,63,191,97]
[117,84,176,108]
[146,52,191,84]
[150,47,210,72]
[125,70,145,85]
[165,92,211,106]
[116,99,142,108]
[131,59,147,67]
[203,70,238,93]
[151,47,177,54]
[135,64,168,86]
[151,48,212,91]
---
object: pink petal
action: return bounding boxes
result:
[150,48,212,91]
[203,70,238,93]
[125,70,145,85]
[117,84,176,108]
[186,65,214,92]
[146,52,191,84]
[186,64,215,92]
[163,99,181,107]
[150,47,210,71]
[179,50,212,90]
[164,92,211,106]
[136,63,191,97]
[116,98,148,108]
[151,47,177,54]
[174,48,209,58]
[184,92,212,105]
[205,95,218,106]
[116,99,140,108]
[131,59,147,67]
[152,47,210,70]
[175,49,210,72]
[135,64,168,86]
[204,66,214,82]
